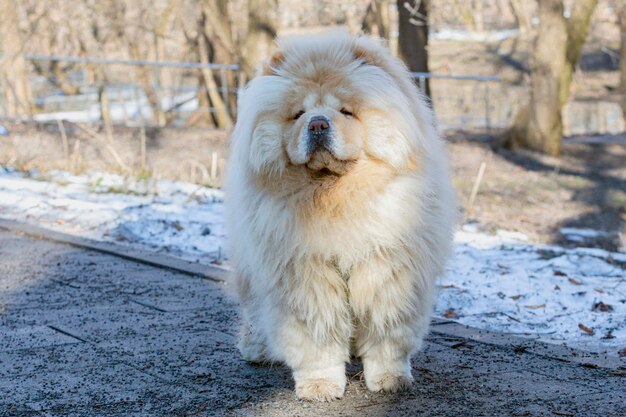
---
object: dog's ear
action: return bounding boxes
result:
[261,50,285,76]
[353,46,379,67]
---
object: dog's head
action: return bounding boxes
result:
[232,31,433,193]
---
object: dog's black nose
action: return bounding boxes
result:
[308,117,329,133]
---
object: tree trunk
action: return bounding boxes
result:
[0,0,33,119]
[185,0,238,127]
[562,0,597,106]
[508,0,531,33]
[198,32,233,130]
[362,1,390,41]
[50,61,80,95]
[186,5,234,129]
[397,0,430,98]
[619,4,626,123]
[244,0,278,80]
[129,44,166,127]
[507,0,597,156]
[524,0,568,155]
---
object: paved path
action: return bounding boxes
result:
[0,227,624,416]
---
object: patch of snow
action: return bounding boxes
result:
[33,89,198,124]
[0,168,225,262]
[0,125,8,136]
[560,227,608,238]
[0,167,624,356]
[430,28,519,42]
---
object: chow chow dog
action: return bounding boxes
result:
[226,32,455,401]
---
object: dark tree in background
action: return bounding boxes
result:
[397,0,430,98]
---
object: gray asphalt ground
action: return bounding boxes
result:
[0,225,624,417]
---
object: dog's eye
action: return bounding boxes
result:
[340,108,354,117]
[293,111,305,120]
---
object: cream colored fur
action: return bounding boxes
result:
[225,32,456,401]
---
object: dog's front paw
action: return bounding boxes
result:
[238,332,268,364]
[365,371,413,393]
[296,378,345,401]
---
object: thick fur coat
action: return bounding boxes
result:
[225,32,456,401]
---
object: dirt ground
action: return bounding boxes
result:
[448,131,626,251]
[0,121,624,251]
[2,227,624,416]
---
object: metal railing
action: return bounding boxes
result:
[1,53,507,132]
[1,52,241,128]
[12,53,240,71]
[411,72,503,133]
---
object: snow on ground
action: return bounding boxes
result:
[0,167,624,356]
[0,168,226,262]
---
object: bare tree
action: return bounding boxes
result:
[362,0,391,41]
[185,0,236,129]
[0,0,33,118]
[243,0,278,79]
[508,0,532,34]
[397,0,430,98]
[506,0,597,156]
[450,0,483,32]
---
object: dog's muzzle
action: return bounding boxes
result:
[307,116,331,154]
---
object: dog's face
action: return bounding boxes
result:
[235,33,426,195]
[282,81,364,177]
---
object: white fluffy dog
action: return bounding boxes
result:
[226,32,455,401]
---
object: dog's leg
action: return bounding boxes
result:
[358,330,415,393]
[238,314,269,363]
[279,316,348,401]
[272,263,352,401]
[236,272,270,363]
[350,258,435,393]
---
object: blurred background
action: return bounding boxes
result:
[0,0,624,250]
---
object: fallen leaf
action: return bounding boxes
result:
[553,270,566,276]
[592,302,613,313]
[578,323,594,335]
[554,285,561,290]
[618,348,626,358]
[442,309,459,319]
[510,294,522,300]
[608,371,626,377]
[594,288,604,294]
[525,304,546,309]
[568,278,582,285]
[602,330,615,340]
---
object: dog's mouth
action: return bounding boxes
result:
[305,149,352,177]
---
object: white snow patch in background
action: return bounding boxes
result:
[430,28,519,42]
[0,167,624,356]
[0,168,225,262]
